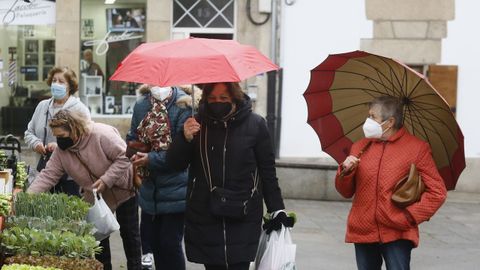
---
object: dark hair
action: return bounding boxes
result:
[46,66,79,95]
[369,96,404,129]
[200,82,244,104]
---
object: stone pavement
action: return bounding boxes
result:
[111,191,480,270]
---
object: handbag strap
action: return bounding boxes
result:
[42,99,54,146]
[199,123,259,195]
[75,152,99,183]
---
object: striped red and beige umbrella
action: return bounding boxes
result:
[303,50,465,190]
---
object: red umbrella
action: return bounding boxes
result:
[110,37,279,86]
[303,50,465,190]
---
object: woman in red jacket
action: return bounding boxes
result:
[336,96,447,270]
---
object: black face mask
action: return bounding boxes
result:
[57,137,75,150]
[207,102,233,119]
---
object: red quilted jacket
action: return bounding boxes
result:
[335,127,447,247]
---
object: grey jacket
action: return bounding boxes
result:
[24,96,91,155]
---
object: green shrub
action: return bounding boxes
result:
[5,216,95,237]
[14,193,90,221]
[0,150,7,171]
[1,263,61,270]
[4,255,103,270]
[1,227,101,259]
[0,194,12,216]
[15,162,28,190]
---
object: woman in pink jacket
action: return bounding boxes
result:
[336,96,447,270]
[28,109,141,270]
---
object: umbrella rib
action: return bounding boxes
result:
[406,107,453,159]
[350,58,404,96]
[323,54,403,96]
[402,67,409,97]
[404,104,421,137]
[377,56,406,96]
[306,87,391,97]
[330,101,370,115]
[407,108,455,180]
[317,120,365,151]
[409,102,457,142]
[409,99,453,114]
[313,69,399,95]
[404,109,442,139]
[407,78,423,99]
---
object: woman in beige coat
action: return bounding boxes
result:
[28,109,141,270]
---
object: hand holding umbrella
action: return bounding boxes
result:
[184,117,201,142]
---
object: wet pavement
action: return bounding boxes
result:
[111,191,480,270]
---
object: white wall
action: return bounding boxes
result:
[280,0,479,159]
[442,0,480,157]
[279,1,371,158]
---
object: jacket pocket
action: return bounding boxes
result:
[346,205,378,236]
[377,206,413,231]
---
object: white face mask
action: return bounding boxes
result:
[151,86,172,101]
[362,117,388,139]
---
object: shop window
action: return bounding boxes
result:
[173,0,235,28]
[80,0,146,115]
[0,0,57,135]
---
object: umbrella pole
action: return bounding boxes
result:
[191,84,195,117]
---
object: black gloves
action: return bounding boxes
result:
[263,211,295,234]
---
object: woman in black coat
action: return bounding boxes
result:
[167,82,288,270]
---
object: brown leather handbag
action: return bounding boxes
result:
[126,141,151,189]
[391,164,425,208]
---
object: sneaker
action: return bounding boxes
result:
[141,253,154,269]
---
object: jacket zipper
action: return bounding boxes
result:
[374,142,387,243]
[189,177,196,199]
[222,121,229,269]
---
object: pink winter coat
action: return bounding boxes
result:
[28,122,135,211]
[335,127,447,247]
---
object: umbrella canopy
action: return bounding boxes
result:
[303,50,465,190]
[110,37,279,86]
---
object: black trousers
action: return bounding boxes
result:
[142,211,186,270]
[204,262,250,270]
[95,195,142,270]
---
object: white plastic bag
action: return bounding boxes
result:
[255,225,296,270]
[87,189,120,241]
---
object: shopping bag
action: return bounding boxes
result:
[86,189,120,241]
[255,225,296,270]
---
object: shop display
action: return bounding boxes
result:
[79,75,103,115]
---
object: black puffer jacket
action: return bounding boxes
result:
[167,95,285,265]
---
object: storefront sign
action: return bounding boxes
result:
[1,0,56,26]
[83,30,143,56]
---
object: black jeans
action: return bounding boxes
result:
[354,239,414,270]
[140,210,153,254]
[204,262,250,270]
[95,195,142,270]
[142,212,185,270]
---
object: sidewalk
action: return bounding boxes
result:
[111,191,480,269]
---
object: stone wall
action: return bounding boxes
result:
[361,0,454,65]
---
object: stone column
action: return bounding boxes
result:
[146,0,171,42]
[55,0,81,74]
[361,0,454,65]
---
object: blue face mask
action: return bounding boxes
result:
[51,83,68,100]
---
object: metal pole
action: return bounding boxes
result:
[191,84,195,116]
[270,0,278,64]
